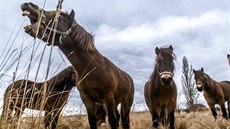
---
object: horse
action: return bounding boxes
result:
[1,66,76,129]
[21,2,134,129]
[227,54,230,66]
[193,67,230,120]
[144,45,177,129]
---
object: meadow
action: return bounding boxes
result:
[1,109,230,129]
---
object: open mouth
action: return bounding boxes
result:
[21,2,46,38]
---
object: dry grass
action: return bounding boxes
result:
[1,110,230,129]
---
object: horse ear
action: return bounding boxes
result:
[193,69,196,73]
[69,10,75,21]
[201,67,204,72]
[155,47,160,55]
[169,45,173,51]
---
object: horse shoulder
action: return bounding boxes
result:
[203,91,214,104]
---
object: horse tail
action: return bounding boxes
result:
[1,88,11,120]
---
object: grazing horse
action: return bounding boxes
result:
[193,67,230,120]
[1,66,76,129]
[21,2,134,129]
[227,54,230,66]
[144,45,177,129]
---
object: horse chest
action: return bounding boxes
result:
[151,87,176,102]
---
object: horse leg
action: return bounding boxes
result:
[14,104,25,122]
[152,112,159,128]
[227,100,230,118]
[80,94,97,129]
[2,99,13,122]
[44,111,52,128]
[96,104,107,126]
[50,111,60,129]
[160,109,165,126]
[121,102,132,129]
[168,111,175,129]
[209,104,217,120]
[104,95,118,129]
[116,108,120,126]
[220,103,227,119]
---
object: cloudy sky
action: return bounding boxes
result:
[0,0,229,114]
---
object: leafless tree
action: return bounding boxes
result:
[181,56,199,110]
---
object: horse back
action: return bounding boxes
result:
[220,81,230,100]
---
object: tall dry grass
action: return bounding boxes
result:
[1,110,230,129]
[0,1,72,128]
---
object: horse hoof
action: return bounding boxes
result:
[101,123,106,127]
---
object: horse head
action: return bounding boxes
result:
[21,2,75,45]
[193,67,208,92]
[66,66,77,86]
[155,45,175,86]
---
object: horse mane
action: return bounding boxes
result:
[70,20,95,51]
[47,66,74,86]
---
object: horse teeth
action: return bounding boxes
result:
[22,10,30,16]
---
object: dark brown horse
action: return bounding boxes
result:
[1,66,76,129]
[21,2,134,129]
[193,67,230,120]
[144,45,177,129]
[227,54,230,66]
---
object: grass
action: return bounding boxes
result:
[1,110,230,129]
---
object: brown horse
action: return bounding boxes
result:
[21,2,134,129]
[227,54,230,66]
[1,66,76,129]
[193,67,230,120]
[144,45,177,129]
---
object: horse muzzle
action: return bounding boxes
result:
[196,84,203,92]
[159,72,173,86]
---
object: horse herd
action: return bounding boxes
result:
[1,2,230,129]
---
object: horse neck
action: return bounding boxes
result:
[59,22,103,76]
[203,75,217,92]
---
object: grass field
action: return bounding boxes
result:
[1,110,230,129]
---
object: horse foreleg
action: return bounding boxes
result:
[210,107,218,120]
[152,112,159,128]
[104,96,118,129]
[168,111,175,129]
[160,109,165,126]
[80,95,97,129]
[14,104,24,122]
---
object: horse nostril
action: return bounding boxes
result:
[161,77,172,85]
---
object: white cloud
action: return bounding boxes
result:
[93,9,229,108]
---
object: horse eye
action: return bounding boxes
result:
[156,57,161,63]
[203,76,206,80]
